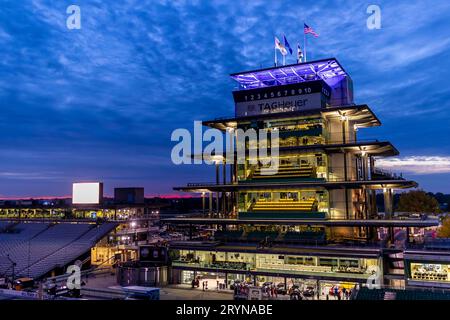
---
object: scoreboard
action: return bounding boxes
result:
[233,80,331,117]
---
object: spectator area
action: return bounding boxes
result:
[0,221,117,279]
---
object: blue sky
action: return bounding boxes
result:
[0,0,450,197]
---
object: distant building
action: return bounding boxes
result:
[114,187,145,204]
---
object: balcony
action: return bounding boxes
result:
[238,198,327,220]
[171,260,372,280]
[238,211,327,220]
[241,163,326,183]
[213,230,326,244]
[278,126,323,139]
[372,168,404,181]
[172,260,251,272]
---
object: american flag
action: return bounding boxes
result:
[304,23,319,37]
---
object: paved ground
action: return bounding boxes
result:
[160,286,233,300]
[48,272,351,301]
[82,272,117,289]
[81,273,233,300]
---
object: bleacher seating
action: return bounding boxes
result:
[0,223,50,255]
[252,198,317,212]
[251,163,315,180]
[20,223,117,278]
[0,222,117,278]
[0,221,10,230]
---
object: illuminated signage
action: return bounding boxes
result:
[233,80,330,117]
[72,182,103,205]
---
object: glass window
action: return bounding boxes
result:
[319,258,338,267]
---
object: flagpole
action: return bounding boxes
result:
[304,26,307,62]
[274,44,277,67]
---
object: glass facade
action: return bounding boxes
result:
[173,249,379,280]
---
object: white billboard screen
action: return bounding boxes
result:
[72,182,102,204]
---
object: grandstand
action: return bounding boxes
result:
[0,221,117,279]
[251,163,315,180]
[251,198,317,212]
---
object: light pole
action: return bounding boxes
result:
[6,254,16,283]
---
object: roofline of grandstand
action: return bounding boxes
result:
[161,217,440,227]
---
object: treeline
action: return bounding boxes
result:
[376,192,449,212]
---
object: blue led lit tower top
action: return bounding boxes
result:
[230,58,353,114]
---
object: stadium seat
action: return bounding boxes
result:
[0,222,117,278]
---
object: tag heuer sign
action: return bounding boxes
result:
[233,80,330,117]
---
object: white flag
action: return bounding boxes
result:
[297,43,303,63]
[274,36,288,56]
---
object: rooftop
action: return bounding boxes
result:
[230,58,349,90]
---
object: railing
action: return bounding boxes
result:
[185,175,407,187]
[372,168,403,180]
[246,138,381,150]
[46,266,113,285]
[172,260,251,271]
[172,260,372,279]
[406,239,450,251]
[186,182,219,187]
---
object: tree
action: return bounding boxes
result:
[397,190,441,213]
[437,216,450,238]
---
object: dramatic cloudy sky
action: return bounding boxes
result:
[0,0,449,198]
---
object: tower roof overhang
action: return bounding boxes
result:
[203,104,380,131]
[230,58,349,90]
[173,179,417,193]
